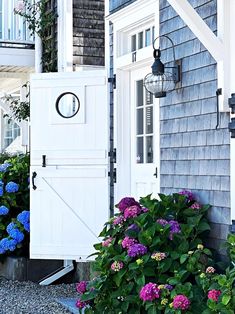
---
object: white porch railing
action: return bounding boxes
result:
[0,0,34,45]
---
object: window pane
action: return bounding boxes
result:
[145,29,151,46]
[131,34,136,52]
[146,106,153,134]
[145,89,153,105]
[136,80,143,107]
[138,31,143,49]
[146,136,153,163]
[152,26,155,43]
[137,137,144,163]
[137,108,143,135]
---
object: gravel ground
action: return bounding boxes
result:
[0,278,78,314]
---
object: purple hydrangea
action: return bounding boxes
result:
[139,283,160,301]
[126,224,140,233]
[113,215,124,226]
[178,190,194,201]
[156,219,168,226]
[76,281,87,294]
[127,243,147,258]
[124,205,142,219]
[173,295,191,310]
[122,236,137,249]
[164,284,173,291]
[117,197,139,213]
[169,220,181,239]
[5,181,19,193]
[0,205,9,215]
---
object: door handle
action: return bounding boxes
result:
[32,172,37,190]
[153,167,158,178]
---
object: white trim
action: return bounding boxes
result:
[167,0,223,62]
[167,0,230,112]
[57,0,73,72]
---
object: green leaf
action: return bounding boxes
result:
[113,269,127,287]
[136,274,145,286]
[222,294,231,305]
[180,254,189,264]
[198,221,211,233]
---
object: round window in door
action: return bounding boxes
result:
[55,92,80,118]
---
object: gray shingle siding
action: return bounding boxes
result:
[73,0,105,66]
[109,0,137,13]
[160,0,230,249]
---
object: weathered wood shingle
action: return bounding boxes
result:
[73,0,105,66]
[160,0,230,249]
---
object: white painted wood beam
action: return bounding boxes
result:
[167,0,224,62]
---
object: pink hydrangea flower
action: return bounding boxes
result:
[124,205,141,219]
[118,197,139,213]
[173,295,191,310]
[139,282,160,301]
[113,216,124,226]
[122,236,137,249]
[102,237,113,247]
[206,266,215,274]
[76,281,87,294]
[76,299,87,309]
[15,1,25,12]
[111,261,124,272]
[190,202,201,210]
[208,289,221,302]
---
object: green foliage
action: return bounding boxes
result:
[14,0,57,72]
[0,154,30,258]
[76,192,214,313]
[3,82,30,122]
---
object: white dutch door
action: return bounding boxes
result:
[30,70,109,261]
[130,67,159,199]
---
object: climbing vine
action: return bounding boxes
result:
[14,0,57,72]
[3,82,30,122]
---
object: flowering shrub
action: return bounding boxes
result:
[0,154,29,257]
[75,191,216,313]
[198,233,235,314]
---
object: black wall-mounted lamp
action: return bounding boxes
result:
[144,35,181,98]
[229,93,235,138]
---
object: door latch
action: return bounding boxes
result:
[32,172,37,190]
[153,167,158,178]
[42,155,46,167]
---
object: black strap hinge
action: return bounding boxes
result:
[108,74,116,89]
[108,148,116,163]
[108,168,117,184]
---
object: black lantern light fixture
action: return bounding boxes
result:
[144,35,181,98]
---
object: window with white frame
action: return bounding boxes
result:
[136,79,154,164]
[131,25,155,53]
[4,118,21,149]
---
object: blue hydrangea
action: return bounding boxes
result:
[0,246,6,254]
[24,222,30,232]
[0,238,17,252]
[6,222,17,234]
[0,205,9,215]
[0,180,3,186]
[17,211,30,225]
[7,239,17,251]
[8,228,24,244]
[0,238,10,250]
[5,181,19,193]
[0,187,3,197]
[0,163,11,172]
